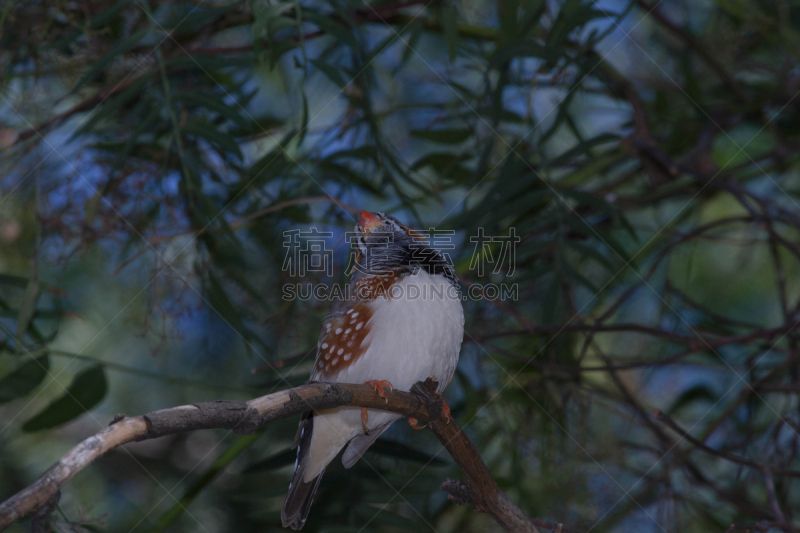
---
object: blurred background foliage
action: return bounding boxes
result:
[1,0,800,531]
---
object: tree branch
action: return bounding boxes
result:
[0,379,551,533]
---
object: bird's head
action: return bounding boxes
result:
[352,210,455,283]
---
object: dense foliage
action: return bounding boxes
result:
[2,0,800,531]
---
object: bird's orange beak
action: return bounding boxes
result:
[358,210,382,234]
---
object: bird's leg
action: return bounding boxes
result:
[362,380,394,433]
[438,393,452,424]
[361,407,369,433]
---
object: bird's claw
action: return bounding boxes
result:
[439,394,452,424]
[408,417,427,430]
[365,379,393,403]
[361,380,393,433]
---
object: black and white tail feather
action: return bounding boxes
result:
[281,415,325,530]
[281,414,391,529]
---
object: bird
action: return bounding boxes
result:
[281,210,465,530]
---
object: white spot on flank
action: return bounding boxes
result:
[347,341,353,347]
[335,328,342,334]
[324,353,330,360]
[329,345,335,353]
[356,322,363,330]
[346,309,353,314]
[326,322,331,329]
[345,328,351,334]
[337,348,343,355]
[352,312,359,318]
[332,358,338,365]
[321,343,328,349]
[344,353,351,361]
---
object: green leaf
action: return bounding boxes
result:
[439,3,458,62]
[497,0,520,41]
[15,278,39,343]
[22,365,108,432]
[205,274,249,338]
[309,59,346,88]
[173,90,251,129]
[0,356,49,404]
[668,384,718,415]
[156,431,263,531]
[0,274,29,289]
[367,439,447,466]
[243,448,297,473]
[75,72,155,136]
[170,2,242,35]
[89,0,136,29]
[183,122,243,160]
[410,128,471,144]
[490,40,549,69]
[304,11,359,50]
[72,28,148,93]
[411,152,470,175]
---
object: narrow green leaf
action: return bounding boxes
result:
[440,3,458,62]
[367,439,447,466]
[72,28,148,93]
[183,122,243,160]
[15,279,39,343]
[491,40,549,70]
[309,59,346,88]
[75,72,155,136]
[205,274,249,337]
[22,365,108,432]
[410,129,471,144]
[0,356,49,404]
[304,11,359,50]
[173,90,251,129]
[243,448,297,473]
[497,0,519,41]
[156,431,263,531]
[668,385,717,415]
[89,0,136,29]
[0,274,29,289]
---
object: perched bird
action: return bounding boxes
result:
[281,210,464,530]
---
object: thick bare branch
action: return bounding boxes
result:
[0,379,548,533]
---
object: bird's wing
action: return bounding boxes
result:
[341,422,392,468]
[310,301,374,380]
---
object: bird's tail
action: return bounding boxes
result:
[282,415,324,530]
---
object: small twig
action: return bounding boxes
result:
[441,478,579,533]
[761,467,788,526]
[634,0,750,103]
[653,409,800,479]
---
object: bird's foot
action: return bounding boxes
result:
[361,380,393,433]
[438,393,452,424]
[408,417,427,430]
[364,380,393,403]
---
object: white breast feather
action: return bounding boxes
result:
[303,271,464,481]
[338,270,464,390]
